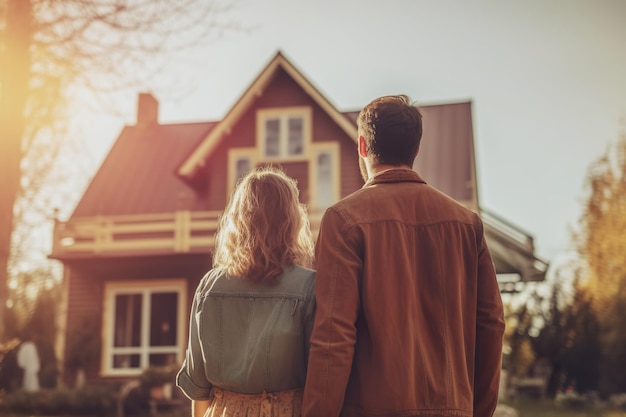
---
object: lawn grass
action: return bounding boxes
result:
[503,398,626,417]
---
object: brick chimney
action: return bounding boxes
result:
[136,92,158,126]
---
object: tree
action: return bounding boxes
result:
[530,278,602,396]
[0,0,31,343]
[559,286,601,394]
[504,132,626,396]
[23,282,63,388]
[529,278,575,398]
[578,133,626,311]
[503,295,537,378]
[0,0,238,340]
[576,133,626,394]
[505,265,602,397]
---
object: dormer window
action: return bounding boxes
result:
[257,107,311,160]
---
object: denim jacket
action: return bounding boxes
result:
[177,265,316,399]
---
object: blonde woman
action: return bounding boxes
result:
[177,167,315,417]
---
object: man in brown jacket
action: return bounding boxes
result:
[303,95,505,417]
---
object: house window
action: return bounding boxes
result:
[288,118,304,155]
[235,157,252,183]
[316,152,334,208]
[257,107,311,160]
[309,143,340,210]
[228,149,257,193]
[103,279,187,376]
[265,119,281,157]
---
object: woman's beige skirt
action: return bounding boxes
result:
[205,387,303,417]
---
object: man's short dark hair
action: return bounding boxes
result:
[357,95,423,166]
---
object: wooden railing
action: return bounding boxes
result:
[51,210,324,259]
[51,211,219,258]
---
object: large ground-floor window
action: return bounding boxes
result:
[102,279,187,376]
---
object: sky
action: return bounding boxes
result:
[80,0,626,264]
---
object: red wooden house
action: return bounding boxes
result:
[51,51,546,385]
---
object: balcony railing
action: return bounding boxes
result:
[51,210,324,259]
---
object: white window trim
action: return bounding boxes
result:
[308,142,340,210]
[256,106,312,161]
[101,278,187,377]
[228,148,257,194]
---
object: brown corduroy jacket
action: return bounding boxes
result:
[303,169,505,417]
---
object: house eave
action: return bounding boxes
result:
[481,209,548,283]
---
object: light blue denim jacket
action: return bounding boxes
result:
[176,265,316,398]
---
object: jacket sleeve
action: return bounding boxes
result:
[473,221,505,417]
[303,207,362,417]
[303,274,317,367]
[176,277,213,401]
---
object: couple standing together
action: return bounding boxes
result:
[176,95,505,417]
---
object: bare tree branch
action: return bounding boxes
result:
[0,0,245,340]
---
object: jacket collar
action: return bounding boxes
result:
[364,168,427,187]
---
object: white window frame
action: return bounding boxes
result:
[256,106,312,161]
[308,142,340,210]
[228,148,257,194]
[101,279,187,377]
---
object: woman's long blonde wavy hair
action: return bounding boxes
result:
[212,166,315,282]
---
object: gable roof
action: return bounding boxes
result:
[177,51,358,180]
[416,101,477,207]
[71,121,216,218]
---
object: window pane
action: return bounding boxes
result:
[150,353,178,367]
[114,294,142,347]
[235,158,251,182]
[265,119,280,157]
[317,152,334,208]
[288,117,303,155]
[150,292,178,347]
[113,354,141,369]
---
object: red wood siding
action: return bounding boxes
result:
[278,161,309,204]
[255,68,318,108]
[338,137,363,198]
[206,144,229,210]
[64,266,104,386]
